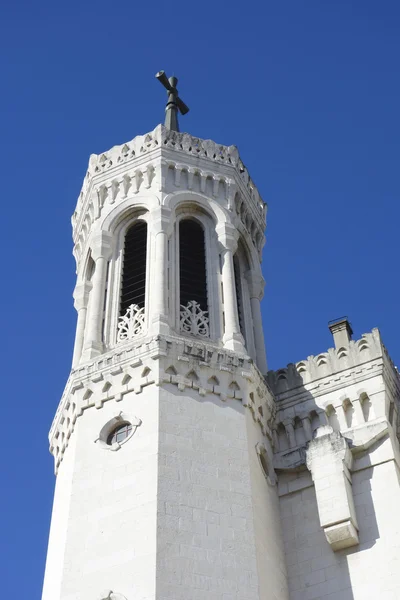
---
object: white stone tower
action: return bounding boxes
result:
[42,112,288,597]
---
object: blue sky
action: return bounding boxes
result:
[1,0,399,596]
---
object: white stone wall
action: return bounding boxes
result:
[156,386,263,600]
[43,389,159,600]
[245,410,289,600]
[43,379,284,600]
[279,457,400,600]
[42,429,78,600]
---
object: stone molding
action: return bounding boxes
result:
[49,334,275,472]
[71,125,266,267]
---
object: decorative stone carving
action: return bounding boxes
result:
[117,304,145,342]
[49,334,275,471]
[180,300,209,337]
[71,124,267,266]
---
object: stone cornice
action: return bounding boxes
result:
[50,334,275,473]
[71,125,267,268]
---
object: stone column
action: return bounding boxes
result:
[72,281,92,368]
[150,207,171,335]
[217,224,245,353]
[82,231,113,360]
[246,270,268,375]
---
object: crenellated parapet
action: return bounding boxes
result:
[268,328,400,455]
[71,125,266,267]
[268,324,400,552]
[49,334,275,473]
[268,328,383,393]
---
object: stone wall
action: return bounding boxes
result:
[279,457,400,600]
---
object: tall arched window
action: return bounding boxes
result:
[120,221,147,316]
[179,219,209,336]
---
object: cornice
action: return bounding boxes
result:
[49,334,275,473]
[71,125,267,267]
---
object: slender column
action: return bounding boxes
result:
[72,282,92,368]
[246,270,268,375]
[82,232,113,360]
[150,207,171,335]
[217,224,245,353]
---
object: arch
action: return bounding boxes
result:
[293,416,306,446]
[342,398,354,428]
[326,404,340,432]
[164,190,227,227]
[277,422,289,452]
[101,195,159,233]
[360,391,374,422]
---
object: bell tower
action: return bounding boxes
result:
[42,74,287,600]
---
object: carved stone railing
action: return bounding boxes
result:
[117,304,145,342]
[180,300,209,337]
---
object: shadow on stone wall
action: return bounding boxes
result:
[271,376,382,600]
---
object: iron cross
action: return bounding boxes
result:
[155,71,189,132]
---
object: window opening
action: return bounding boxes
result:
[179,219,208,312]
[120,221,147,316]
[107,422,133,445]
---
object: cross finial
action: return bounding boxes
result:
[155,70,189,132]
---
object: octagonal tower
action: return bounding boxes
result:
[42,124,288,600]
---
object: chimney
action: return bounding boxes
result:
[328,317,353,349]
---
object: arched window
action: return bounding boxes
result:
[179,219,208,311]
[179,219,209,337]
[120,221,147,316]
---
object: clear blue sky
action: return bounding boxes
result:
[1,0,399,596]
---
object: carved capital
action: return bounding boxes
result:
[245,270,265,300]
[90,231,113,261]
[216,223,238,253]
[73,281,92,310]
[150,206,173,235]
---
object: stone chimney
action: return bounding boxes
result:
[328,316,353,349]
